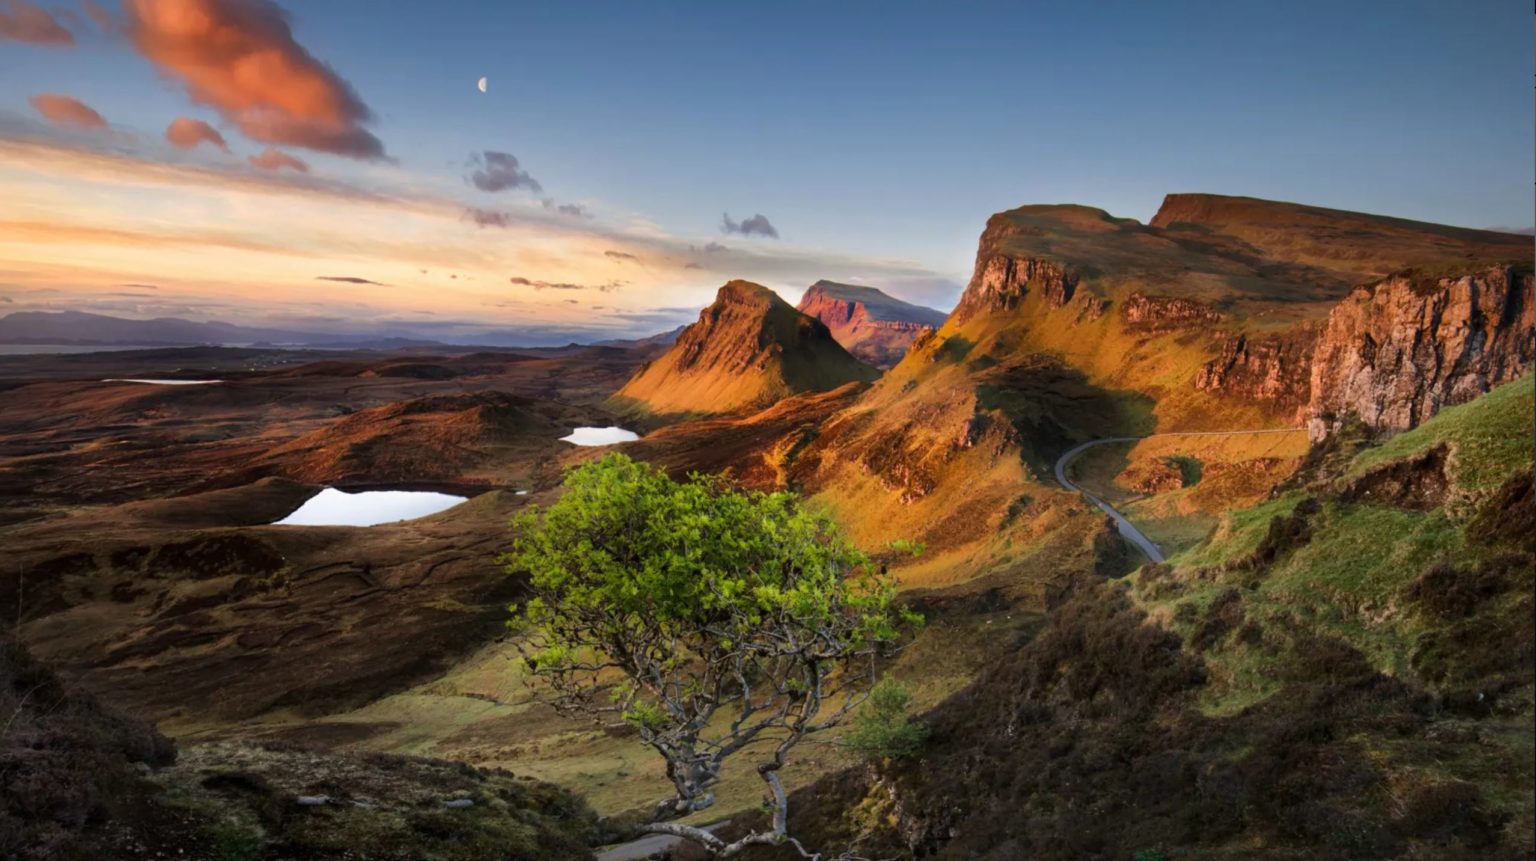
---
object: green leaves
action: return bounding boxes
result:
[844,677,929,761]
[506,454,903,652]
[504,453,921,818]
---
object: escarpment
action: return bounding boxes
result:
[1122,293,1224,331]
[1305,264,1534,440]
[1194,325,1321,421]
[953,251,1081,323]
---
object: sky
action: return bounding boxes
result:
[1,0,1531,344]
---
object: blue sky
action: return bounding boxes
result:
[0,0,1530,338]
[323,0,1534,246]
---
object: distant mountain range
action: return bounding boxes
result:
[0,311,334,347]
[0,310,682,352]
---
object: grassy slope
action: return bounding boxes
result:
[227,602,1031,824]
[1131,377,1535,849]
[1068,431,1312,555]
[737,379,1531,861]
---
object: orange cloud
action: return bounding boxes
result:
[0,218,313,256]
[125,0,385,159]
[29,94,106,129]
[247,147,308,172]
[0,0,74,45]
[165,116,230,152]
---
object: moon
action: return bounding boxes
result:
[477,76,487,93]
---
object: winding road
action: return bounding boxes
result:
[588,430,1302,859]
[596,821,729,861]
[1053,429,1306,564]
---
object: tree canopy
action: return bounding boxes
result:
[505,453,917,856]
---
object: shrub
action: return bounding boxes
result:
[844,678,929,761]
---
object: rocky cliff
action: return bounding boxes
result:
[795,281,947,367]
[1306,264,1534,440]
[954,240,1082,325]
[612,280,877,417]
[1122,292,1224,332]
[1195,325,1320,422]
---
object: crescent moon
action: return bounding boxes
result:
[477,76,487,93]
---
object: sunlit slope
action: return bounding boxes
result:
[610,280,877,419]
[793,197,1531,568]
[1145,375,1534,713]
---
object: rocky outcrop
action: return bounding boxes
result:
[1195,324,1320,421]
[1305,265,1534,441]
[796,281,947,368]
[954,253,1079,323]
[613,280,877,416]
[1122,292,1224,332]
[952,214,1083,323]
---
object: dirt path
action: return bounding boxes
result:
[1054,429,1306,564]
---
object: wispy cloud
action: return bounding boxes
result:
[542,198,590,218]
[248,147,308,172]
[509,276,622,292]
[124,0,386,159]
[81,0,116,33]
[165,117,229,153]
[0,117,963,336]
[604,250,639,262]
[721,212,779,239]
[467,150,540,193]
[0,0,74,46]
[29,94,106,130]
[316,275,388,286]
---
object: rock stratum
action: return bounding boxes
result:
[611,279,877,417]
[795,280,947,367]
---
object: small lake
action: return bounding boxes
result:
[103,378,224,385]
[274,487,467,526]
[560,426,640,446]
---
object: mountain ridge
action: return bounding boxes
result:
[796,280,947,367]
[610,280,877,418]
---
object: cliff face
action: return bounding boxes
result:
[1122,293,1224,332]
[1195,325,1320,422]
[796,281,947,368]
[1305,265,1534,441]
[954,251,1081,323]
[613,280,876,417]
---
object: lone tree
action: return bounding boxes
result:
[505,454,917,857]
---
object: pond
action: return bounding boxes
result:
[560,426,640,446]
[103,378,224,385]
[273,487,467,526]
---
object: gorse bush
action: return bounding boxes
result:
[844,677,928,761]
